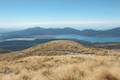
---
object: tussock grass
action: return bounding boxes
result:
[0,40,120,80]
[0,55,120,80]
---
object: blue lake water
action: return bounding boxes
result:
[53,35,120,43]
[2,34,120,43]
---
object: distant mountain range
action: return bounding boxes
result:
[0,27,120,51]
[1,27,120,39]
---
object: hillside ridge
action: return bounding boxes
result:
[22,40,114,56]
[0,40,119,61]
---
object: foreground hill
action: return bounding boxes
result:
[0,40,119,61]
[0,40,120,80]
[23,40,108,56]
[0,55,120,80]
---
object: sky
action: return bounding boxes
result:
[0,0,120,30]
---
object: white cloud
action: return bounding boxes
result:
[0,20,120,29]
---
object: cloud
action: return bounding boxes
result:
[0,20,120,28]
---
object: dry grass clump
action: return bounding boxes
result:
[0,55,120,80]
[90,66,120,80]
[48,64,87,80]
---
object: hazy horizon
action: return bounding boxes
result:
[0,0,120,29]
[0,26,120,31]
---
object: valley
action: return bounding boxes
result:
[0,27,120,52]
[0,36,120,51]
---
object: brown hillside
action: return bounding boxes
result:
[0,41,120,80]
[0,40,119,61]
[1,55,120,80]
[23,40,109,56]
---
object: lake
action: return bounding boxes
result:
[54,35,120,43]
[2,34,120,43]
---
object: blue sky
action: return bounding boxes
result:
[0,0,120,29]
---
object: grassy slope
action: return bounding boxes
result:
[0,55,120,80]
[23,40,119,56]
[0,40,120,80]
[94,42,120,49]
